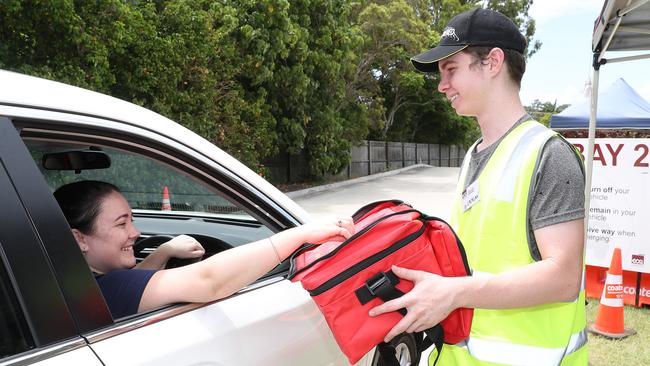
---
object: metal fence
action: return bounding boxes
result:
[265,140,466,184]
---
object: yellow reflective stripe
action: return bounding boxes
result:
[457,329,587,366]
[494,123,548,202]
[563,330,588,358]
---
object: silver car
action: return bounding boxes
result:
[0,70,420,366]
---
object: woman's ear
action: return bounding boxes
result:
[71,229,89,253]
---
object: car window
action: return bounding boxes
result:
[24,138,274,249]
[0,254,34,359]
[29,142,246,218]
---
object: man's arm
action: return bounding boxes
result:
[370,218,584,341]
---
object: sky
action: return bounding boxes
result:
[520,0,650,107]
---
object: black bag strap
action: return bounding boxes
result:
[355,270,445,366]
[420,325,444,366]
[354,271,406,315]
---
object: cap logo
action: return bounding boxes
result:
[441,27,460,42]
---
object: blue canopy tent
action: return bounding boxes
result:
[550,78,650,129]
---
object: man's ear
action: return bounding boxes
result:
[71,229,89,253]
[487,47,506,75]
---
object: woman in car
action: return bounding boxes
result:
[54,180,354,318]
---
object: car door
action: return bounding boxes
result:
[0,117,103,366]
[5,112,364,366]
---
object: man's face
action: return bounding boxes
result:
[437,51,489,117]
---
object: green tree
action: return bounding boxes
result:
[268,0,362,176]
[356,0,541,146]
[0,0,540,181]
[526,99,570,126]
[0,0,131,91]
[350,0,436,140]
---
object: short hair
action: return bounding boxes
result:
[54,180,121,235]
[464,46,526,89]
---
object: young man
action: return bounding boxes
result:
[369,8,587,365]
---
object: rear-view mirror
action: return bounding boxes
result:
[42,150,111,171]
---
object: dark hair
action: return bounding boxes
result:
[464,46,526,89]
[54,180,121,234]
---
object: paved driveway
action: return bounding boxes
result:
[291,165,460,222]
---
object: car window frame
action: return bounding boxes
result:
[0,117,95,364]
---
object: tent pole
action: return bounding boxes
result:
[601,53,650,63]
[618,0,650,17]
[584,61,600,239]
[599,12,625,63]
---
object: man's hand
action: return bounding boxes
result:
[369,265,460,342]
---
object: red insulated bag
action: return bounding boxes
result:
[288,200,473,365]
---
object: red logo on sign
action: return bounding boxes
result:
[632,254,645,265]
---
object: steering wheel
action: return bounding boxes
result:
[133,234,202,269]
[133,234,232,269]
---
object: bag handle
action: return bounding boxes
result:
[288,209,420,279]
[351,199,406,222]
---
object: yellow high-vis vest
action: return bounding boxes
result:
[433,120,587,365]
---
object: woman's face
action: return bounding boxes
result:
[76,191,141,274]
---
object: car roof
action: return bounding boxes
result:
[0,69,310,223]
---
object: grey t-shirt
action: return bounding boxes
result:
[462,116,585,260]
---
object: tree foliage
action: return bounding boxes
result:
[525,99,570,127]
[0,0,539,180]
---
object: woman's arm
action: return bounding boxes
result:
[134,235,205,270]
[138,219,354,312]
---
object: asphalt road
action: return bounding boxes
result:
[291,165,460,222]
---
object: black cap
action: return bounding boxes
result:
[411,8,527,72]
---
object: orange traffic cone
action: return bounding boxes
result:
[162,186,171,211]
[588,247,636,339]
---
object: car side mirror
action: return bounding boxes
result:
[42,150,111,171]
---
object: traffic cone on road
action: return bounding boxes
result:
[162,186,171,211]
[588,247,636,339]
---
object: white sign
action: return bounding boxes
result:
[570,138,650,273]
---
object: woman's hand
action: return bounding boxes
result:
[297,217,355,244]
[161,235,205,259]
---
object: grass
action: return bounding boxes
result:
[586,299,650,365]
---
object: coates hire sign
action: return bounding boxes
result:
[569,138,650,273]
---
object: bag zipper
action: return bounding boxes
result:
[351,199,406,222]
[308,222,426,296]
[288,209,420,279]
